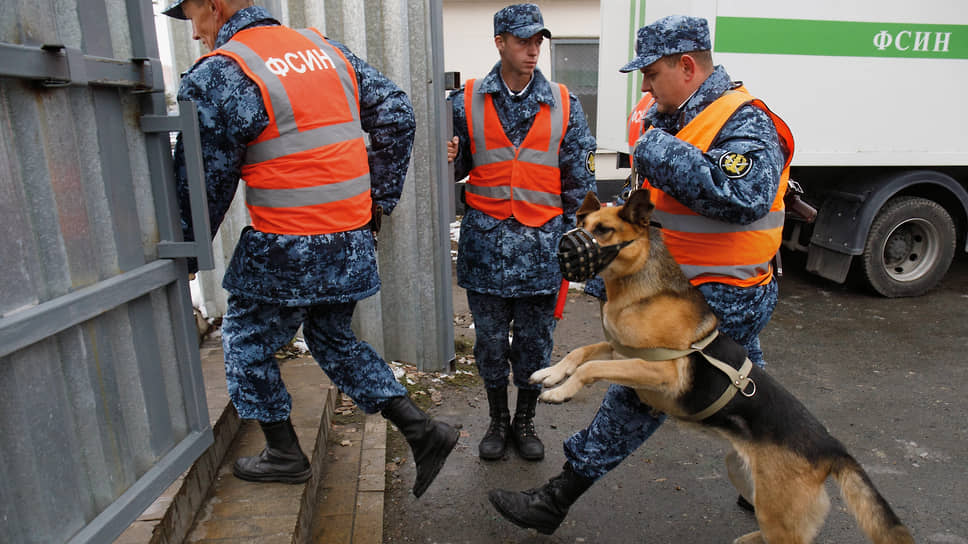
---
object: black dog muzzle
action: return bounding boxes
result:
[557,227,634,282]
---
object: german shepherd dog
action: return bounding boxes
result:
[532,189,914,544]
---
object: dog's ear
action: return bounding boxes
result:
[576,191,602,225]
[618,189,655,227]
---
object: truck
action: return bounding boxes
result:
[596,0,968,297]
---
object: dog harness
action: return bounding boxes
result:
[602,327,756,421]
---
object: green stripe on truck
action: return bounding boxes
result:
[715,17,968,59]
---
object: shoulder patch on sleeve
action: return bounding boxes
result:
[719,151,752,179]
[585,150,596,174]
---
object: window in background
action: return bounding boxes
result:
[550,39,599,138]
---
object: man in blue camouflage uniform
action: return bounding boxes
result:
[489,15,790,534]
[446,3,597,462]
[164,0,457,498]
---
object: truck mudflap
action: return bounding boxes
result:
[806,190,867,283]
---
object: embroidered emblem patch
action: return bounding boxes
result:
[585,151,596,174]
[719,152,752,179]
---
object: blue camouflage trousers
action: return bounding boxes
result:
[466,291,558,391]
[564,278,779,480]
[221,294,407,422]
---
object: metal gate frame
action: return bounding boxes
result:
[0,0,214,542]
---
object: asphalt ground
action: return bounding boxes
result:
[383,250,968,544]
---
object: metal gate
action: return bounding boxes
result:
[0,0,214,542]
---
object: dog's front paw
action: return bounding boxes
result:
[530,365,568,387]
[538,378,582,404]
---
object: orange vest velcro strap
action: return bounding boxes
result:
[646,89,794,287]
[464,78,568,227]
[208,26,372,235]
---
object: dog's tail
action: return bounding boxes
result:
[831,455,914,544]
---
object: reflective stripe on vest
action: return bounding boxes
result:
[464,78,568,227]
[204,26,371,235]
[644,90,794,287]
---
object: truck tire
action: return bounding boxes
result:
[861,196,956,297]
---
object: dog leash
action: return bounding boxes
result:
[602,327,756,421]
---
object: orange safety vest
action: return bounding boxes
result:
[201,26,371,235]
[627,92,655,153]
[642,90,794,287]
[463,78,569,227]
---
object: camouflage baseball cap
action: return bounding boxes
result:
[162,0,189,20]
[493,3,552,39]
[619,15,711,73]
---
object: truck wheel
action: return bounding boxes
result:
[861,196,956,297]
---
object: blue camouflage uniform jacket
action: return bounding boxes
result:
[173,6,415,306]
[448,63,598,297]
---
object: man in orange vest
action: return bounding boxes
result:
[163,0,457,498]
[490,15,793,534]
[446,3,598,464]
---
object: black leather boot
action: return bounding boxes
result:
[479,387,510,460]
[511,388,544,460]
[382,396,459,498]
[233,418,312,484]
[488,463,594,535]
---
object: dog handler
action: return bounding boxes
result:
[163,0,458,498]
[446,3,598,462]
[489,15,793,533]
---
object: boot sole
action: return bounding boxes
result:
[487,489,558,535]
[232,465,312,484]
[412,425,459,498]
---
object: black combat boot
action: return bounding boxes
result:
[479,387,510,460]
[233,418,312,484]
[382,396,459,498]
[488,463,595,535]
[511,388,544,460]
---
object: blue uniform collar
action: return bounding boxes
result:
[476,62,559,107]
[215,6,280,49]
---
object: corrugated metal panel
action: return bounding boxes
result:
[0,0,212,542]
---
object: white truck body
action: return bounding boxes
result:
[597,0,968,296]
